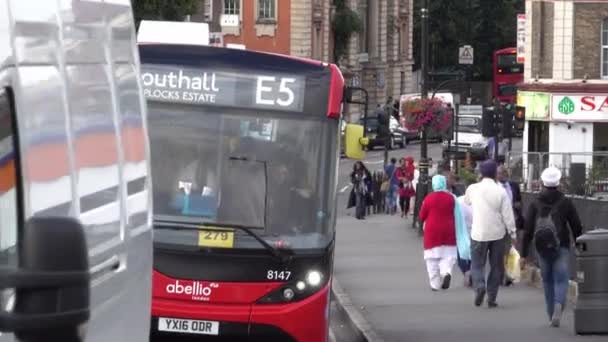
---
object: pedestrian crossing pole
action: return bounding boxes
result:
[413,0,430,231]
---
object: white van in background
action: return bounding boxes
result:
[0,1,152,342]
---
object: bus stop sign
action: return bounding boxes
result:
[459,45,474,65]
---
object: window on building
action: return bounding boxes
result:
[399,22,408,59]
[223,0,240,15]
[358,3,368,53]
[602,19,608,78]
[258,0,276,20]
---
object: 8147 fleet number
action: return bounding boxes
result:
[267,270,291,281]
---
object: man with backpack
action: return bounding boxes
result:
[520,166,583,328]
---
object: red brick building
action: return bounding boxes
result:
[192,0,332,59]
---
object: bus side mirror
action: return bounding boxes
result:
[344,123,367,160]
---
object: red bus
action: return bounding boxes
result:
[140,43,344,341]
[493,47,524,104]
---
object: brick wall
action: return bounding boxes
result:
[573,3,608,79]
[530,1,553,79]
[540,2,553,78]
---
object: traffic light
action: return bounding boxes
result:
[482,107,497,137]
[515,105,525,122]
[501,107,513,138]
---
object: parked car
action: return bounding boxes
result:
[359,115,407,150]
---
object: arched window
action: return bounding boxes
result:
[602,18,608,78]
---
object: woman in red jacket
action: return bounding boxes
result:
[419,174,458,291]
[396,156,415,217]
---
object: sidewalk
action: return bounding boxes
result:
[333,214,604,342]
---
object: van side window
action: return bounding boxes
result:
[0,88,22,264]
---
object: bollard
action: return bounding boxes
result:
[574,228,608,335]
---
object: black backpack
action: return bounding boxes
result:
[533,199,564,259]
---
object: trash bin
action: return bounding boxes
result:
[574,228,608,335]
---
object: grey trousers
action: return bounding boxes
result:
[471,238,507,302]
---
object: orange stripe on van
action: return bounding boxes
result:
[0,161,16,193]
[23,127,146,182]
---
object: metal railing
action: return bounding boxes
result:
[505,151,608,198]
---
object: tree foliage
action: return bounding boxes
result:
[132,0,199,28]
[332,0,362,64]
[413,0,524,81]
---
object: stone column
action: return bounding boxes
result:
[368,0,379,59]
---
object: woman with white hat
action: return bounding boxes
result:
[520,166,583,328]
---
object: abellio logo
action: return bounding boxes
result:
[166,281,219,301]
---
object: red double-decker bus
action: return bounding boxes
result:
[140,37,347,341]
[493,47,524,104]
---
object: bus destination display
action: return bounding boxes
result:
[141,65,306,112]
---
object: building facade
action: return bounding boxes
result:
[518,0,608,185]
[192,1,414,122]
[192,0,333,60]
[342,0,415,121]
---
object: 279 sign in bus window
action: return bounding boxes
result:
[198,228,234,248]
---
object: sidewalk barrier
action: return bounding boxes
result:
[331,278,384,342]
[574,229,608,335]
[506,151,608,197]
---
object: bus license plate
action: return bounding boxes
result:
[158,317,219,335]
[198,228,234,248]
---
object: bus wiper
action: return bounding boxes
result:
[154,217,290,264]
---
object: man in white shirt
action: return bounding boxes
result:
[465,160,517,308]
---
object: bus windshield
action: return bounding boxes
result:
[496,53,523,74]
[148,102,338,250]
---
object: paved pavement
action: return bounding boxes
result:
[333,213,605,342]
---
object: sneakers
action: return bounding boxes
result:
[441,274,452,290]
[488,301,498,309]
[474,289,486,307]
[551,303,563,327]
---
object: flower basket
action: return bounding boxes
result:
[401,98,453,135]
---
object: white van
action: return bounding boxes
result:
[0,1,152,342]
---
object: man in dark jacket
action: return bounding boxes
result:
[497,165,524,286]
[520,166,583,328]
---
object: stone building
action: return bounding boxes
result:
[518,0,608,186]
[190,1,414,121]
[342,0,415,121]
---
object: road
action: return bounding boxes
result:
[332,138,604,342]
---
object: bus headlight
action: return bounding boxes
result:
[306,271,322,287]
[296,281,306,291]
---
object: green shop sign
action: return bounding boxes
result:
[557,96,575,115]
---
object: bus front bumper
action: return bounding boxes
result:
[150,282,331,342]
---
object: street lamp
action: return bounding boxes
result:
[412,0,430,231]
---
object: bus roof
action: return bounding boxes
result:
[138,44,344,118]
[494,47,517,55]
[137,20,210,46]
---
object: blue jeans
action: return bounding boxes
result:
[386,185,398,210]
[538,248,570,319]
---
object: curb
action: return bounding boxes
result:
[521,266,578,304]
[331,278,385,342]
